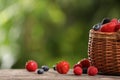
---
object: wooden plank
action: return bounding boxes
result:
[0,69,119,80]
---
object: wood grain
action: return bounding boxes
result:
[0,69,119,80]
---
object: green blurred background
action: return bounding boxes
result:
[0,0,120,69]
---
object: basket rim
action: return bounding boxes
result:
[89,29,119,39]
[90,29,116,35]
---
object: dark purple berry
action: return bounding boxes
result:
[37,69,44,74]
[53,65,56,71]
[83,67,87,74]
[101,18,111,25]
[92,23,101,31]
[41,65,49,72]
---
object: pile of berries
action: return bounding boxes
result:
[73,58,98,76]
[25,59,98,76]
[92,18,120,32]
[53,59,98,76]
[25,60,49,74]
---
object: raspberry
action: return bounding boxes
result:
[100,22,116,32]
[115,23,120,32]
[79,58,90,68]
[73,66,83,75]
[25,60,38,72]
[111,18,118,24]
[87,66,98,76]
[73,64,82,69]
[56,61,70,74]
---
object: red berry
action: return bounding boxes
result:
[73,66,83,75]
[111,18,118,24]
[73,64,82,69]
[100,22,116,32]
[115,23,120,32]
[56,61,70,74]
[25,60,38,72]
[79,58,90,68]
[87,66,98,76]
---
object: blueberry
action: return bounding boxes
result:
[83,68,88,74]
[41,65,49,72]
[37,69,44,74]
[101,18,111,25]
[53,65,56,71]
[92,23,101,31]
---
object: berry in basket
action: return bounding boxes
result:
[100,21,116,32]
[101,18,111,25]
[92,23,101,31]
[115,24,120,32]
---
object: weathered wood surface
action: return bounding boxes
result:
[0,69,120,80]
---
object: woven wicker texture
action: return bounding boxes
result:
[88,29,120,75]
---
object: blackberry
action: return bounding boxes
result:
[101,18,111,25]
[83,67,88,74]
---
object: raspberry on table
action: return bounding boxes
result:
[73,66,83,75]
[87,66,98,76]
[73,64,82,69]
[56,61,70,74]
[25,60,38,72]
[79,58,90,68]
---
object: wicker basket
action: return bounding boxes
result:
[88,29,120,75]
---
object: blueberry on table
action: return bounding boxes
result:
[37,69,44,74]
[92,23,101,31]
[41,65,49,72]
[53,65,56,71]
[101,18,111,25]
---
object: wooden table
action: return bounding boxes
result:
[0,69,119,80]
